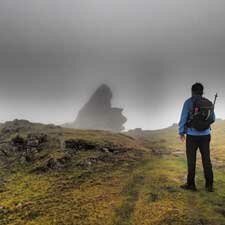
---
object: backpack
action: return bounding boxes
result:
[186,96,215,131]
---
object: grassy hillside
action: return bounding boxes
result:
[127,119,225,159]
[0,120,225,224]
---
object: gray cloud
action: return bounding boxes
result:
[0,0,225,129]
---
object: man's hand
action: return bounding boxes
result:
[179,134,186,143]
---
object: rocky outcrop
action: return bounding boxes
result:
[64,139,96,151]
[64,138,123,154]
[70,84,127,132]
[1,119,34,135]
[0,119,61,137]
[0,133,49,163]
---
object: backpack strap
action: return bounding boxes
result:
[190,96,200,112]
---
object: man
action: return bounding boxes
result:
[178,83,215,192]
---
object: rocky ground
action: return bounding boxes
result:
[0,119,225,225]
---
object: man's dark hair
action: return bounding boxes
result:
[192,83,204,96]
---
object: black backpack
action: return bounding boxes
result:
[187,96,215,131]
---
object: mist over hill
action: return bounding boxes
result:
[1,1,225,129]
[1,0,225,224]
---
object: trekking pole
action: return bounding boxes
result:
[213,93,218,109]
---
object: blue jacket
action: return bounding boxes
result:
[178,96,215,136]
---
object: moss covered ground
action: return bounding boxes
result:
[0,122,225,225]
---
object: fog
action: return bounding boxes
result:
[0,0,225,130]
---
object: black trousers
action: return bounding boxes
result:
[186,135,213,186]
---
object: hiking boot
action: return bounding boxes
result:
[180,183,197,191]
[205,185,214,192]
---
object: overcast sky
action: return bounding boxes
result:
[0,0,225,130]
